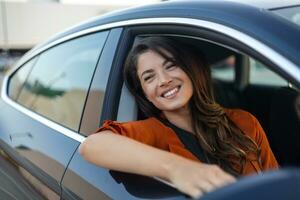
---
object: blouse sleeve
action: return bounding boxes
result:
[226,109,279,170]
[94,119,169,149]
[251,115,279,170]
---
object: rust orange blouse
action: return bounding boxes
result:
[96,108,278,175]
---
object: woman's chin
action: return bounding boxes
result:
[160,103,189,113]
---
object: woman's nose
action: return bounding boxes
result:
[158,72,172,87]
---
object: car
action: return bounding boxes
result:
[0,0,300,199]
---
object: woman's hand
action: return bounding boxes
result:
[166,157,236,199]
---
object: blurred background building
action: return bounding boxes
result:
[0,0,160,71]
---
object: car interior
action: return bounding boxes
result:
[131,34,300,168]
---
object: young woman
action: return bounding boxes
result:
[79,36,278,199]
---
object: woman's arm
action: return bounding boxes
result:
[79,131,235,199]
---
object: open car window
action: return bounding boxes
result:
[117,33,300,168]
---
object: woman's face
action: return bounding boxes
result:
[137,49,193,113]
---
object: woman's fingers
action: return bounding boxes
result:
[169,160,236,199]
[221,171,236,184]
[187,187,203,199]
[185,181,216,199]
[191,174,235,199]
[205,165,236,187]
[199,181,215,193]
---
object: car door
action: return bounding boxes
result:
[0,30,109,199]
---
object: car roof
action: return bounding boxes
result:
[44,0,297,43]
[31,0,300,68]
[170,0,300,10]
[221,0,300,9]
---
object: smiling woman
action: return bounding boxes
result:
[79,36,278,198]
[137,50,193,115]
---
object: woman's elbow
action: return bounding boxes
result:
[79,140,87,157]
[79,140,88,160]
[79,131,119,165]
[79,135,96,160]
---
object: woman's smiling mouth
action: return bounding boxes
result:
[161,86,181,99]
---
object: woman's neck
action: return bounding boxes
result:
[163,106,194,133]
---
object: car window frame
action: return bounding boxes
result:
[104,24,297,123]
[79,28,123,136]
[14,31,109,132]
[97,23,296,194]
[2,30,110,143]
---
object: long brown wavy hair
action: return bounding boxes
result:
[124,36,261,176]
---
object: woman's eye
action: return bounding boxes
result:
[144,75,154,82]
[166,63,177,70]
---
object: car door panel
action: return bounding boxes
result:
[0,140,47,200]
[62,150,186,200]
[0,102,78,199]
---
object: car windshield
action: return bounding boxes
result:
[271,6,300,27]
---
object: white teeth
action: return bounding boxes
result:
[163,87,179,98]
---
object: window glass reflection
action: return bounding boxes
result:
[17,31,108,131]
[249,58,287,86]
[9,58,37,100]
